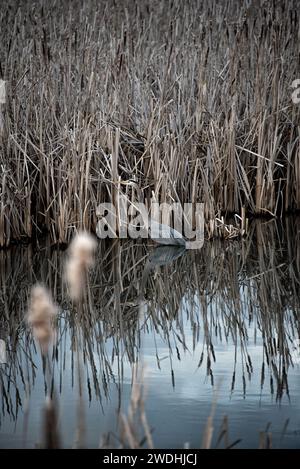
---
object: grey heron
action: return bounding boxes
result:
[146,217,186,247]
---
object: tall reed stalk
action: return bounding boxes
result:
[0,0,299,246]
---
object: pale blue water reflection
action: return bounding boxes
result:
[0,220,300,448]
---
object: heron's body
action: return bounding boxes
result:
[148,219,186,247]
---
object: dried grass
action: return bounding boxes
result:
[0,1,299,246]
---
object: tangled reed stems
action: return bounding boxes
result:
[0,1,299,246]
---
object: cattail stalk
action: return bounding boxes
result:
[65,231,97,448]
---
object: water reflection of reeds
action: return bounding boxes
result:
[0,218,300,431]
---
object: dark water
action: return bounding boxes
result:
[1,219,300,448]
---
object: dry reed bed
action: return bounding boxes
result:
[0,0,300,246]
[0,218,299,433]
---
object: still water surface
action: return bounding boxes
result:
[0,219,300,448]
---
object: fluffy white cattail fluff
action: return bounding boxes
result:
[65,232,97,301]
[27,285,57,354]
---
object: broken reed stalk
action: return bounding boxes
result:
[119,364,153,449]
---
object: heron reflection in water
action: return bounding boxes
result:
[139,244,186,299]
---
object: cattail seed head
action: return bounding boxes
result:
[27,285,57,354]
[65,231,97,301]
